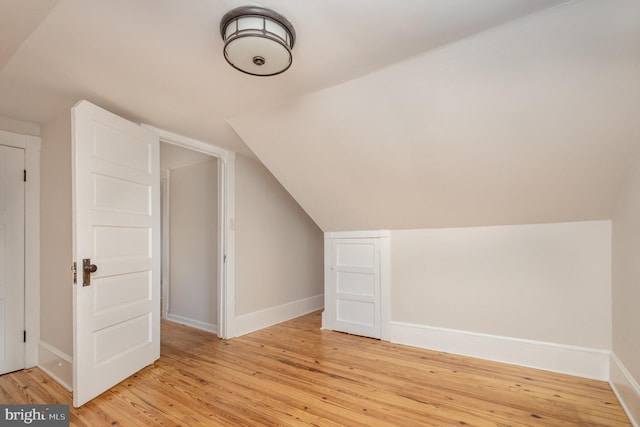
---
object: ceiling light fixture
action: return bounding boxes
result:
[220,6,296,77]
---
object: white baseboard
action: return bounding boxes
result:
[37,341,72,391]
[321,309,329,329]
[166,313,217,334]
[389,321,610,381]
[610,353,640,427]
[235,294,324,337]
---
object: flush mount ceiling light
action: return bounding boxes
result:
[220,6,296,76]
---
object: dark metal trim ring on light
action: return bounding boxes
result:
[220,6,296,76]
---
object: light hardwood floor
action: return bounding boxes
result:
[0,311,631,426]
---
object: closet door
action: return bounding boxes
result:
[325,237,381,339]
[0,145,25,375]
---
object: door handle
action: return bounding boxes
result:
[83,258,98,287]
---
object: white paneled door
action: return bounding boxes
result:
[72,101,160,407]
[0,145,25,375]
[326,238,382,339]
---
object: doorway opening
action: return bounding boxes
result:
[146,126,236,339]
[160,144,218,333]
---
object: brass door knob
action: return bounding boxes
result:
[82,258,98,286]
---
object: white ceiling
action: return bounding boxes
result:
[0,0,59,71]
[0,0,566,155]
[2,0,639,231]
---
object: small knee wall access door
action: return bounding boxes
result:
[323,231,389,339]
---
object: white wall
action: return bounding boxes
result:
[234,154,324,333]
[0,115,40,136]
[167,158,218,331]
[160,142,211,171]
[39,111,72,356]
[391,221,611,348]
[611,161,640,424]
[389,221,612,379]
[229,0,640,232]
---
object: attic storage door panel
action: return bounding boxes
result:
[326,238,381,339]
[72,101,160,407]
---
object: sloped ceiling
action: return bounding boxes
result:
[229,0,640,230]
[0,0,59,71]
[0,0,565,157]
[2,0,639,231]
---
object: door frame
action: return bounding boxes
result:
[0,130,41,367]
[160,170,170,320]
[143,126,236,339]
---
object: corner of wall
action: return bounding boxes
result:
[610,353,640,427]
[38,341,73,392]
[39,109,73,357]
[611,159,640,426]
[234,294,323,337]
[165,314,217,334]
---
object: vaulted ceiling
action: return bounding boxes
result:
[2,0,639,230]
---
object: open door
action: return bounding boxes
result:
[72,101,160,407]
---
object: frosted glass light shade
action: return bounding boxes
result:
[220,6,296,76]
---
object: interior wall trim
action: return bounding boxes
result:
[165,313,217,334]
[389,321,610,381]
[235,294,323,337]
[610,352,640,427]
[160,172,170,320]
[38,341,72,392]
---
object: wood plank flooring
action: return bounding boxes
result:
[0,311,631,426]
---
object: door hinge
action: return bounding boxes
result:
[23,330,26,343]
[23,170,27,182]
[72,262,77,284]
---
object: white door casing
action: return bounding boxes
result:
[72,101,160,407]
[160,171,170,320]
[324,231,390,340]
[143,125,236,339]
[0,145,25,375]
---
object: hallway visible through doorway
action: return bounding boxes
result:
[160,143,219,334]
